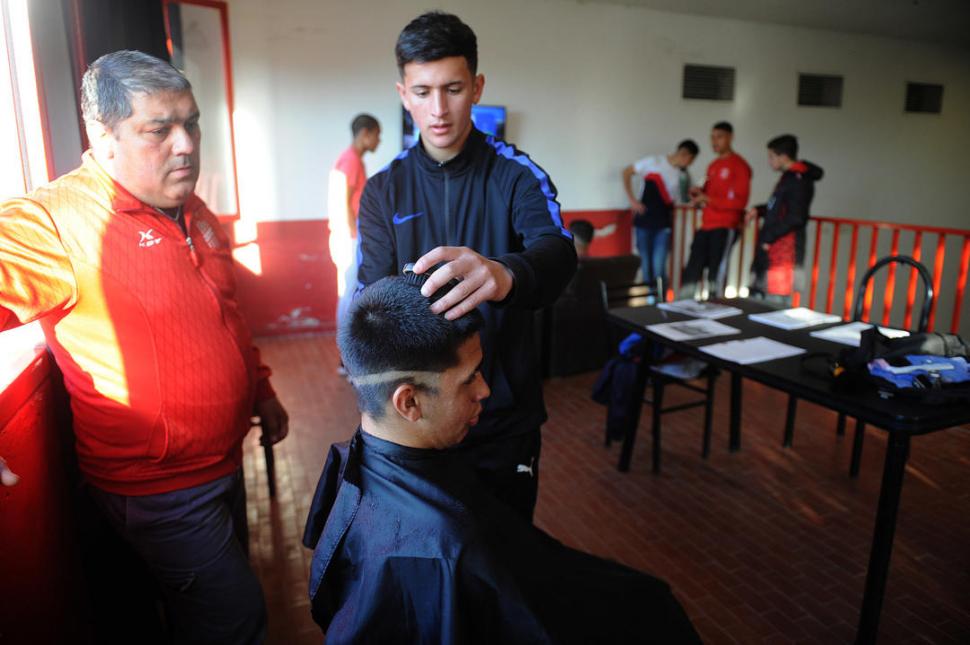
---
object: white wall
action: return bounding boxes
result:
[29,0,82,179]
[225,0,970,228]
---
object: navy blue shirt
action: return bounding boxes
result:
[357,129,577,443]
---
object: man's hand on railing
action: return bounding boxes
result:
[0,456,20,486]
[688,187,708,207]
[745,207,759,225]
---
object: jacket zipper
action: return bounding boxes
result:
[174,212,254,396]
[443,167,453,245]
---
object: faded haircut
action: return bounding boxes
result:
[81,50,191,130]
[395,11,478,76]
[338,276,484,419]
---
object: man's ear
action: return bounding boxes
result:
[391,383,422,423]
[85,120,115,160]
[472,73,485,104]
[396,81,411,113]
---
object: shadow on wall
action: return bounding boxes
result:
[231,220,338,337]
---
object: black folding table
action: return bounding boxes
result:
[608,299,970,645]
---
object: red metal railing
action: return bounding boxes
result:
[670,207,970,334]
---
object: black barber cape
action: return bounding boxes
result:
[303,430,701,644]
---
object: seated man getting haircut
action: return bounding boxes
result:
[302,275,700,644]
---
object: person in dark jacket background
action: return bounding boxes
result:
[355,12,576,520]
[746,134,824,305]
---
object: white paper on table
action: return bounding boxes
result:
[809,322,910,347]
[656,299,743,319]
[748,307,842,330]
[700,336,806,365]
[646,318,741,342]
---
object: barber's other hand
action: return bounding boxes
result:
[413,246,514,320]
[629,200,646,215]
[255,397,289,446]
[0,456,20,487]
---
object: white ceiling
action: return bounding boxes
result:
[571,0,970,49]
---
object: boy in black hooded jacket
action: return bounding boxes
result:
[746,134,824,305]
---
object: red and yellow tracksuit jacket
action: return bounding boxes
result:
[0,152,273,495]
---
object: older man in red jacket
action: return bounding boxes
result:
[0,50,286,644]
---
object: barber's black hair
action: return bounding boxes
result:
[712,121,733,134]
[767,134,798,160]
[677,139,699,157]
[395,11,478,76]
[338,276,484,419]
[351,113,379,138]
[568,220,594,245]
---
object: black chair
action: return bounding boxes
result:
[845,256,933,476]
[542,255,640,377]
[782,255,934,477]
[600,281,720,474]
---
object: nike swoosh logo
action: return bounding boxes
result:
[392,211,425,225]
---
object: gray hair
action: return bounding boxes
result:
[80,50,192,130]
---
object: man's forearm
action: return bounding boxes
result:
[496,236,577,309]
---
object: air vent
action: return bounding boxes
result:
[682,65,735,101]
[905,82,943,114]
[798,74,843,108]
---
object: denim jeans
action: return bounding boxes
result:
[635,226,671,298]
[88,470,267,645]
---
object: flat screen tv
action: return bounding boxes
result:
[402,104,507,149]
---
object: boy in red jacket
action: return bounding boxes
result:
[680,121,751,299]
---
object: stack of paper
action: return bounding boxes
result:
[646,318,741,342]
[809,322,910,347]
[657,299,743,319]
[748,307,842,330]
[700,336,806,364]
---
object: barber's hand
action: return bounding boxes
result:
[629,200,646,215]
[761,243,771,252]
[254,397,289,446]
[0,456,20,487]
[413,246,515,320]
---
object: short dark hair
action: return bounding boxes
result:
[712,121,733,134]
[338,276,484,419]
[767,134,798,160]
[395,11,478,77]
[568,219,594,245]
[81,50,191,130]
[677,139,699,157]
[351,113,380,138]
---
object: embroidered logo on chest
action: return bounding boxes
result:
[719,167,730,179]
[138,229,162,248]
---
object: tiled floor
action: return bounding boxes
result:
[243,333,970,644]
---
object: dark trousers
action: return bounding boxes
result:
[88,470,267,645]
[463,429,542,522]
[680,227,737,298]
